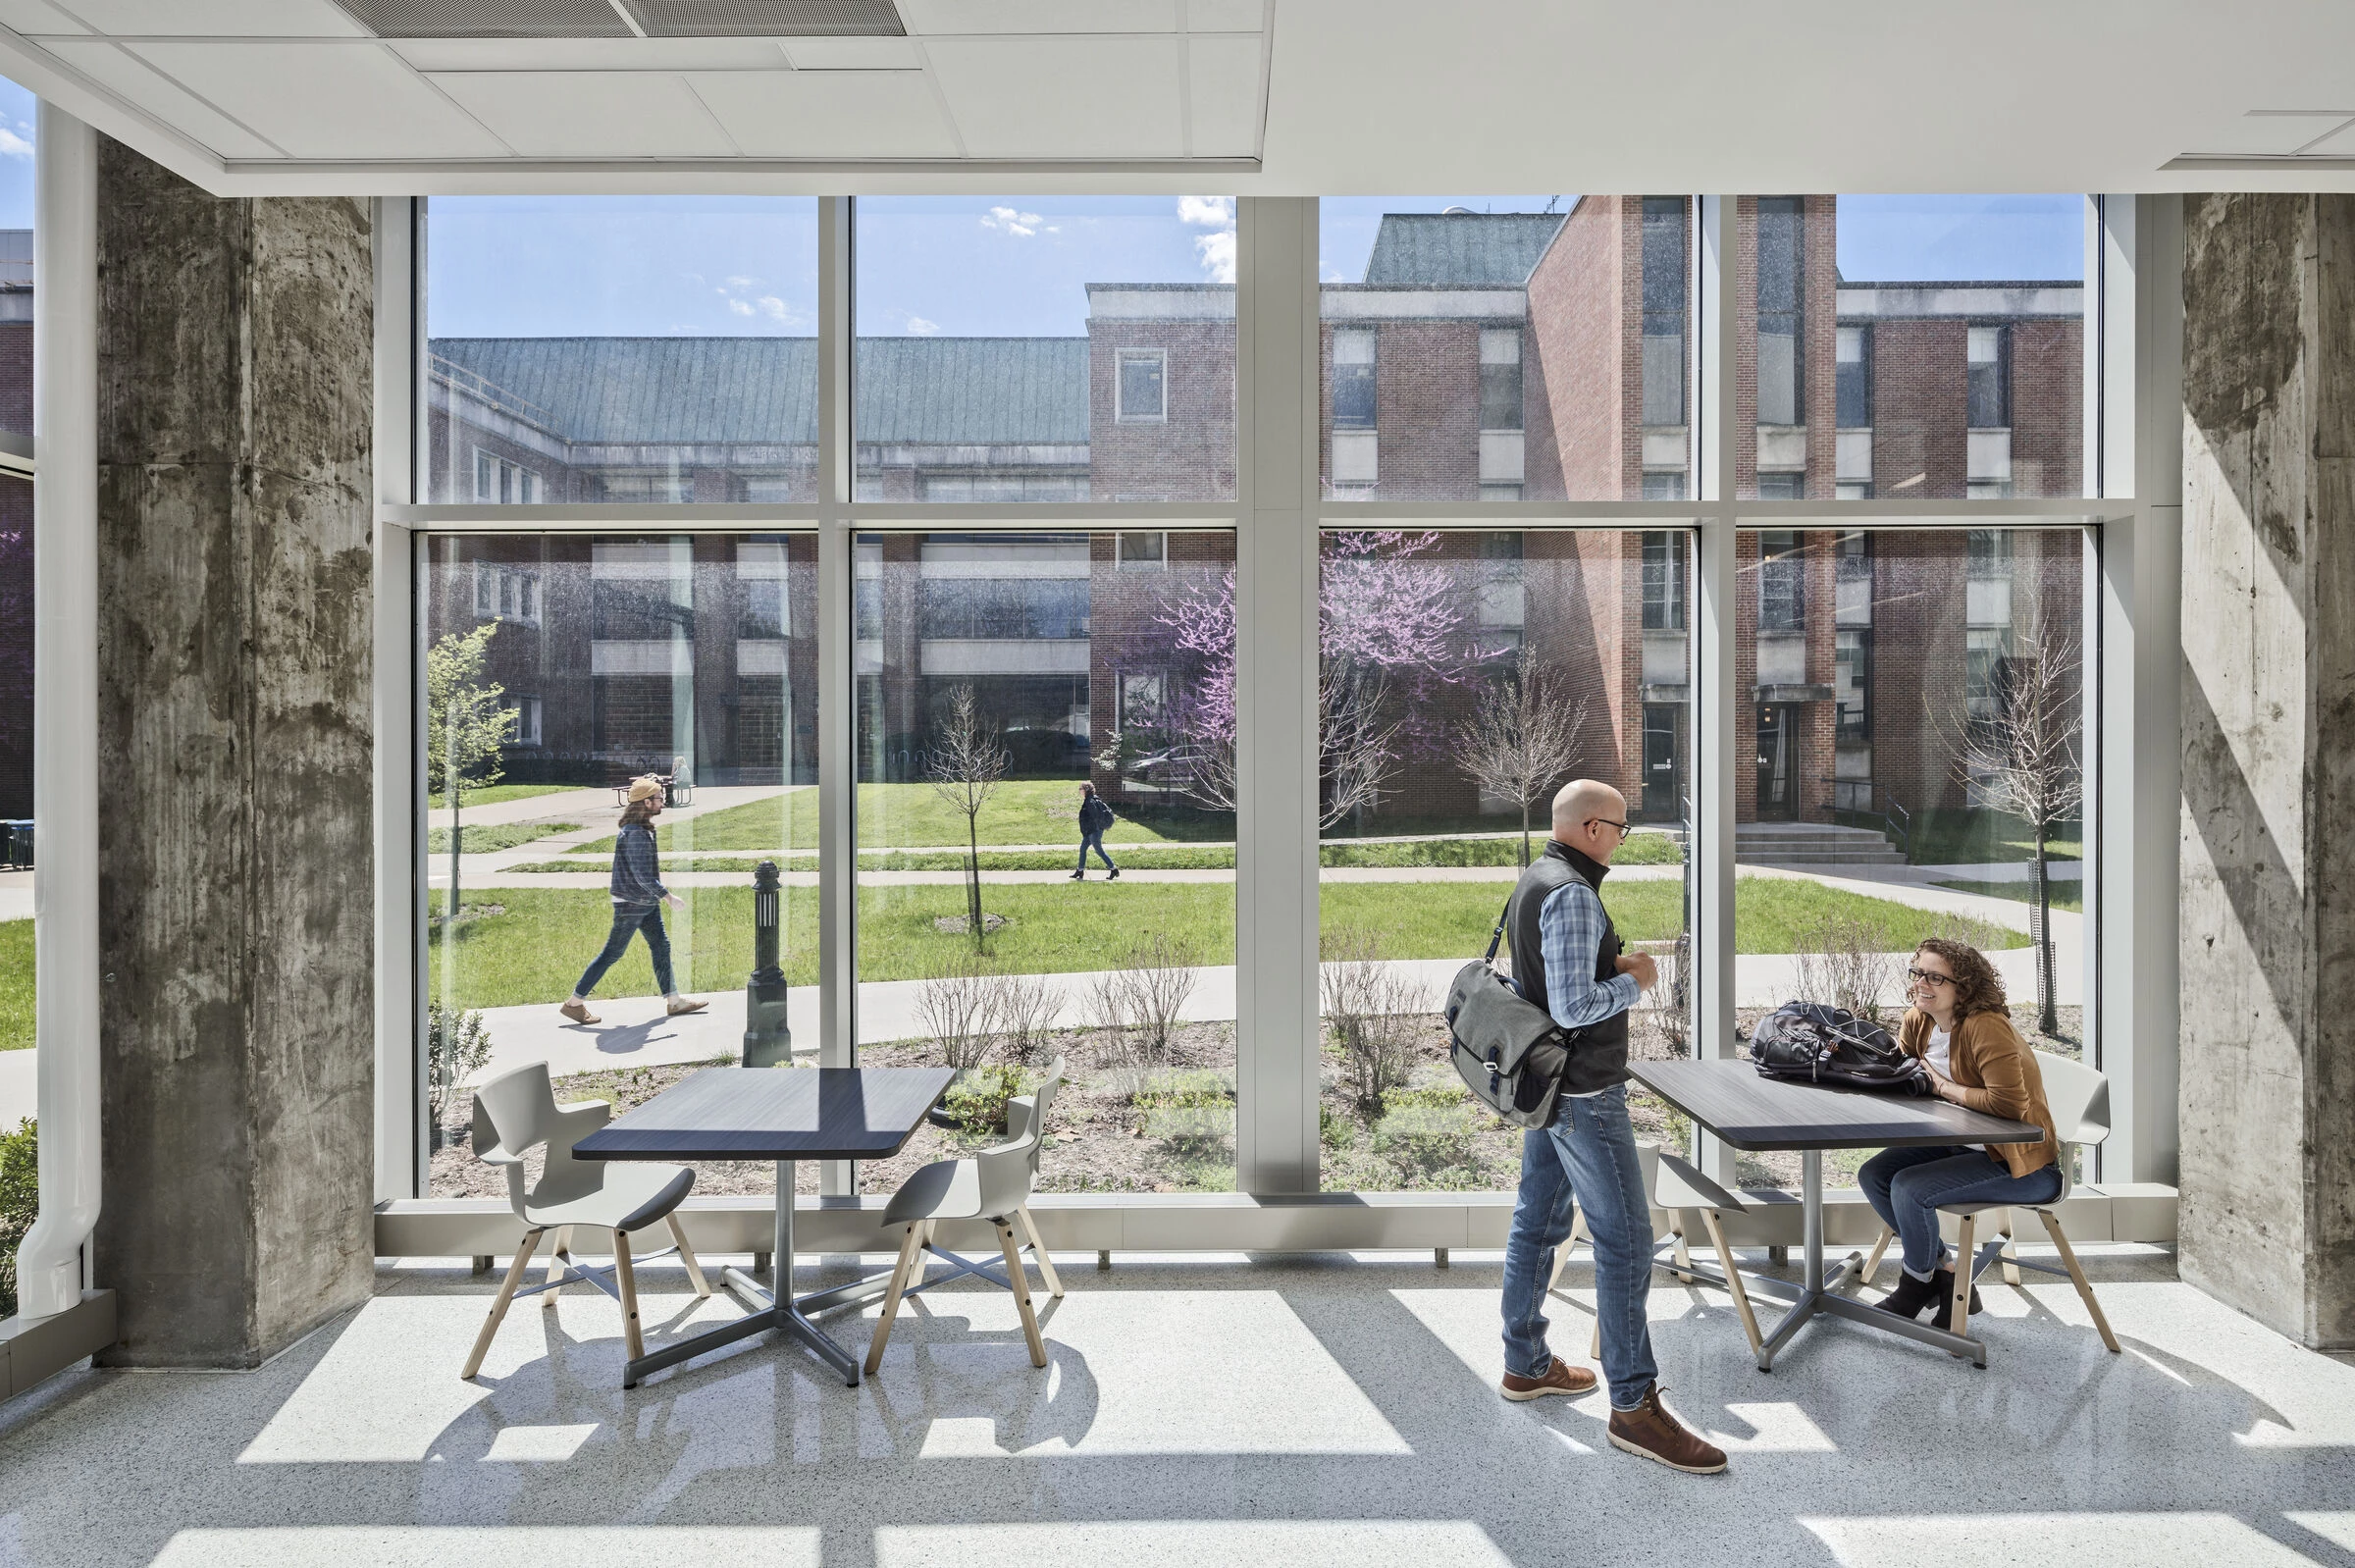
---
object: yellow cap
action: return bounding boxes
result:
[627,776,663,804]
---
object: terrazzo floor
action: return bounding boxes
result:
[3,1244,2351,1567]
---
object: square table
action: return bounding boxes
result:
[574,1065,954,1389]
[1628,1057,2045,1370]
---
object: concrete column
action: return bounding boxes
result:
[91,141,375,1365]
[2178,192,2355,1351]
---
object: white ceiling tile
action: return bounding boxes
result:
[923,35,1182,157]
[2181,111,2355,156]
[781,35,919,70]
[688,68,956,157]
[126,41,510,159]
[43,39,284,157]
[393,38,783,72]
[897,0,1176,35]
[1186,0,1262,31]
[59,0,367,36]
[429,71,736,157]
[1186,31,1257,156]
[0,0,88,33]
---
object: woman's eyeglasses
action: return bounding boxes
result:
[1906,967,1956,987]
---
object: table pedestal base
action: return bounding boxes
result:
[620,1159,896,1390]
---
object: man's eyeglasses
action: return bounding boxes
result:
[1906,967,1956,987]
[1587,818,1630,838]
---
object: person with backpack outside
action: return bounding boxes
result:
[1859,937,2061,1327]
[1494,778,1727,1476]
[1071,780,1120,881]
[558,776,709,1024]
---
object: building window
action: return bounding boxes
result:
[1834,530,1872,626]
[471,563,541,626]
[1643,531,1685,630]
[1117,669,1167,731]
[1643,471,1688,500]
[1478,483,1523,502]
[1755,471,1805,500]
[1967,528,2014,579]
[1758,529,1805,632]
[1836,324,1871,428]
[1755,196,1806,428]
[1119,531,1168,569]
[1967,325,2009,428]
[1966,626,2013,720]
[473,448,543,504]
[1834,629,1870,741]
[1116,348,1167,423]
[1643,195,1688,428]
[506,695,543,749]
[1479,328,1523,431]
[1332,328,1377,430]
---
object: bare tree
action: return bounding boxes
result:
[1320,926,1428,1117]
[1792,911,1901,1024]
[1940,622,2082,1035]
[916,950,997,1070]
[1454,671,1589,865]
[924,684,1011,952]
[1319,666,1406,829]
[983,969,1059,1064]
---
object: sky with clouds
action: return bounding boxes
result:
[0,78,32,230]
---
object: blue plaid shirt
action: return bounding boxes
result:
[1536,877,1639,1032]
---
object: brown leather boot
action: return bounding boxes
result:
[1607,1384,1728,1474]
[1499,1359,1597,1401]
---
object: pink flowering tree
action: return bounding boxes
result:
[1146,532,1492,827]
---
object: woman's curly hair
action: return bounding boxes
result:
[1914,936,2008,1020]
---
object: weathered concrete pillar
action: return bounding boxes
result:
[91,140,375,1365]
[2178,192,2355,1350]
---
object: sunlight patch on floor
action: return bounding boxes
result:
[874,1521,1512,1568]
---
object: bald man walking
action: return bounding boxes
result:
[1494,779,1726,1475]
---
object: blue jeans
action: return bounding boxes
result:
[1500,1084,1658,1409]
[574,901,675,999]
[1077,831,1116,872]
[1858,1145,2064,1280]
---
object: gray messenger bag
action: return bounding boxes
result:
[1444,892,1581,1128]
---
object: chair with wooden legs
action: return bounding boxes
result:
[1543,1142,1764,1355]
[459,1063,710,1383]
[1864,1049,2121,1356]
[864,1059,1066,1374]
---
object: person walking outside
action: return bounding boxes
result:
[1494,778,1727,1476]
[559,776,709,1024]
[1072,780,1120,881]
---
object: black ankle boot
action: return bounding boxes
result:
[1876,1270,1942,1321]
[1926,1270,1985,1331]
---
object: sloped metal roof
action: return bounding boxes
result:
[431,335,1089,446]
[1361,212,1567,287]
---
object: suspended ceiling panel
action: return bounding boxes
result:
[428,69,740,156]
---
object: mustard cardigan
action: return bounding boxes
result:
[1897,1008,2058,1179]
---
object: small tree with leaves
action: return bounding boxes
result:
[925,684,1011,952]
[1942,622,2082,1036]
[1454,670,1589,865]
[425,621,508,952]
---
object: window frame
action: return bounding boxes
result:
[1115,346,1169,424]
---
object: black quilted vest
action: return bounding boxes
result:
[1503,840,1631,1094]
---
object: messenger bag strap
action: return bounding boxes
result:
[1484,890,1513,965]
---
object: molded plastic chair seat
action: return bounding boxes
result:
[864,1058,1067,1374]
[524,1163,696,1234]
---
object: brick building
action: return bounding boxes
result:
[421,201,2082,835]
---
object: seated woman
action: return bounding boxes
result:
[1858,937,2062,1328]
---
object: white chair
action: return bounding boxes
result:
[864,1059,1066,1374]
[1865,1049,2120,1354]
[459,1062,710,1382]
[1542,1142,1770,1356]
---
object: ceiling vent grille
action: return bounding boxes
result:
[620,0,906,35]
[330,0,632,36]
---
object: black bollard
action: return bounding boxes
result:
[742,859,793,1067]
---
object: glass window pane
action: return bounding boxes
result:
[855,530,1237,1194]
[1734,526,2087,1188]
[1740,195,2085,499]
[854,198,1236,503]
[423,533,818,1197]
[0,77,30,1082]
[1315,529,1694,1192]
[425,197,819,504]
[1320,197,1694,501]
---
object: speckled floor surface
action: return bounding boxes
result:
[4,1245,2351,1567]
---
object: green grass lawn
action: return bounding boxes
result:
[0,919,27,1050]
[425,820,580,856]
[426,876,2018,1011]
[430,783,582,811]
[1934,878,2084,913]
[577,779,1232,856]
[519,835,1676,875]
[1904,808,2083,866]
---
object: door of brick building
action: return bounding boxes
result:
[1643,704,1680,821]
[1755,703,1800,820]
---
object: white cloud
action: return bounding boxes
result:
[980,205,1043,237]
[726,297,754,317]
[0,128,29,160]
[1177,194,1232,228]
[724,274,757,288]
[757,295,802,325]
[906,315,939,336]
[1194,229,1237,285]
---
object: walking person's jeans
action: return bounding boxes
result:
[1500,1083,1658,1409]
[1858,1145,2064,1280]
[573,901,675,999]
[1076,831,1117,872]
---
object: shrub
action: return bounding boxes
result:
[1321,925,1429,1117]
[426,1003,494,1147]
[1088,931,1202,1071]
[916,950,998,1070]
[1134,1069,1234,1163]
[1369,1101,1480,1180]
[0,1117,33,1318]
[940,1062,1029,1134]
[983,969,1059,1064]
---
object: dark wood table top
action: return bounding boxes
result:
[573,1066,955,1163]
[1629,1058,2045,1153]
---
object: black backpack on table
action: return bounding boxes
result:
[1748,1001,1930,1096]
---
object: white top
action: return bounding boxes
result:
[1924,1026,1984,1153]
